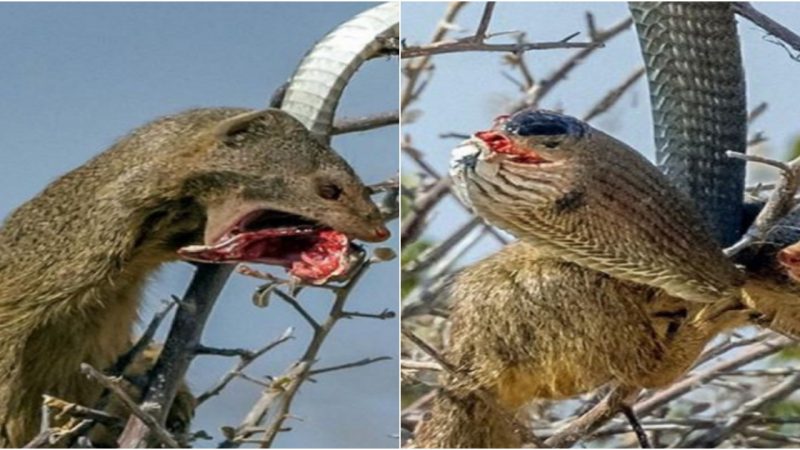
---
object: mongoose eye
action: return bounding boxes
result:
[504,110,585,138]
[318,183,343,200]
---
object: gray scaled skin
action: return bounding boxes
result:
[630,2,748,248]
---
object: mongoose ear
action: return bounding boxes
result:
[213,109,280,141]
[214,108,313,142]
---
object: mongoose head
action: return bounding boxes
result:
[449,109,606,221]
[173,108,389,284]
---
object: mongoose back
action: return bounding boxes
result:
[0,107,388,446]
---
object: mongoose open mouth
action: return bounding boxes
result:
[178,209,352,284]
[474,130,548,164]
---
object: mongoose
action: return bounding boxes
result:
[412,110,753,447]
[0,107,389,447]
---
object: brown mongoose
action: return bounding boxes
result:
[0,107,389,447]
[412,110,753,447]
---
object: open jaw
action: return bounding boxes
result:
[178,209,352,285]
[474,130,548,165]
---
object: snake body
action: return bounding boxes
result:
[281,2,399,142]
[630,2,748,248]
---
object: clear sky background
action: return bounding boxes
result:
[402,1,800,265]
[0,3,398,448]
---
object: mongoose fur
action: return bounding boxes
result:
[0,107,388,446]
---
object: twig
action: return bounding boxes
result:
[80,363,180,449]
[42,395,122,428]
[582,67,645,122]
[401,360,442,371]
[339,308,396,320]
[403,216,483,273]
[271,289,321,331]
[686,372,800,447]
[734,2,800,60]
[195,327,294,406]
[401,141,509,246]
[473,2,495,41]
[545,386,639,448]
[401,177,452,246]
[402,37,599,58]
[633,337,793,417]
[307,356,392,376]
[23,420,95,449]
[401,2,468,110]
[401,326,545,447]
[331,110,399,135]
[508,16,633,112]
[621,405,652,448]
[724,152,800,256]
[109,299,177,376]
[220,260,386,448]
[748,101,768,124]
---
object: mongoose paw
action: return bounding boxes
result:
[167,385,197,446]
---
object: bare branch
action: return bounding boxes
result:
[81,364,180,449]
[582,67,645,122]
[473,2,496,42]
[332,110,399,135]
[117,264,235,447]
[402,37,600,59]
[401,2,468,110]
[401,326,545,447]
[734,2,800,60]
[508,16,633,112]
[307,356,392,376]
[195,328,294,406]
[686,372,800,447]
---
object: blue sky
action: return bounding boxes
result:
[0,3,398,448]
[402,1,800,264]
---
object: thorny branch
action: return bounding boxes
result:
[219,255,395,448]
[401,1,600,59]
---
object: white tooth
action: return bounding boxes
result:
[212,234,242,249]
[180,244,211,252]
